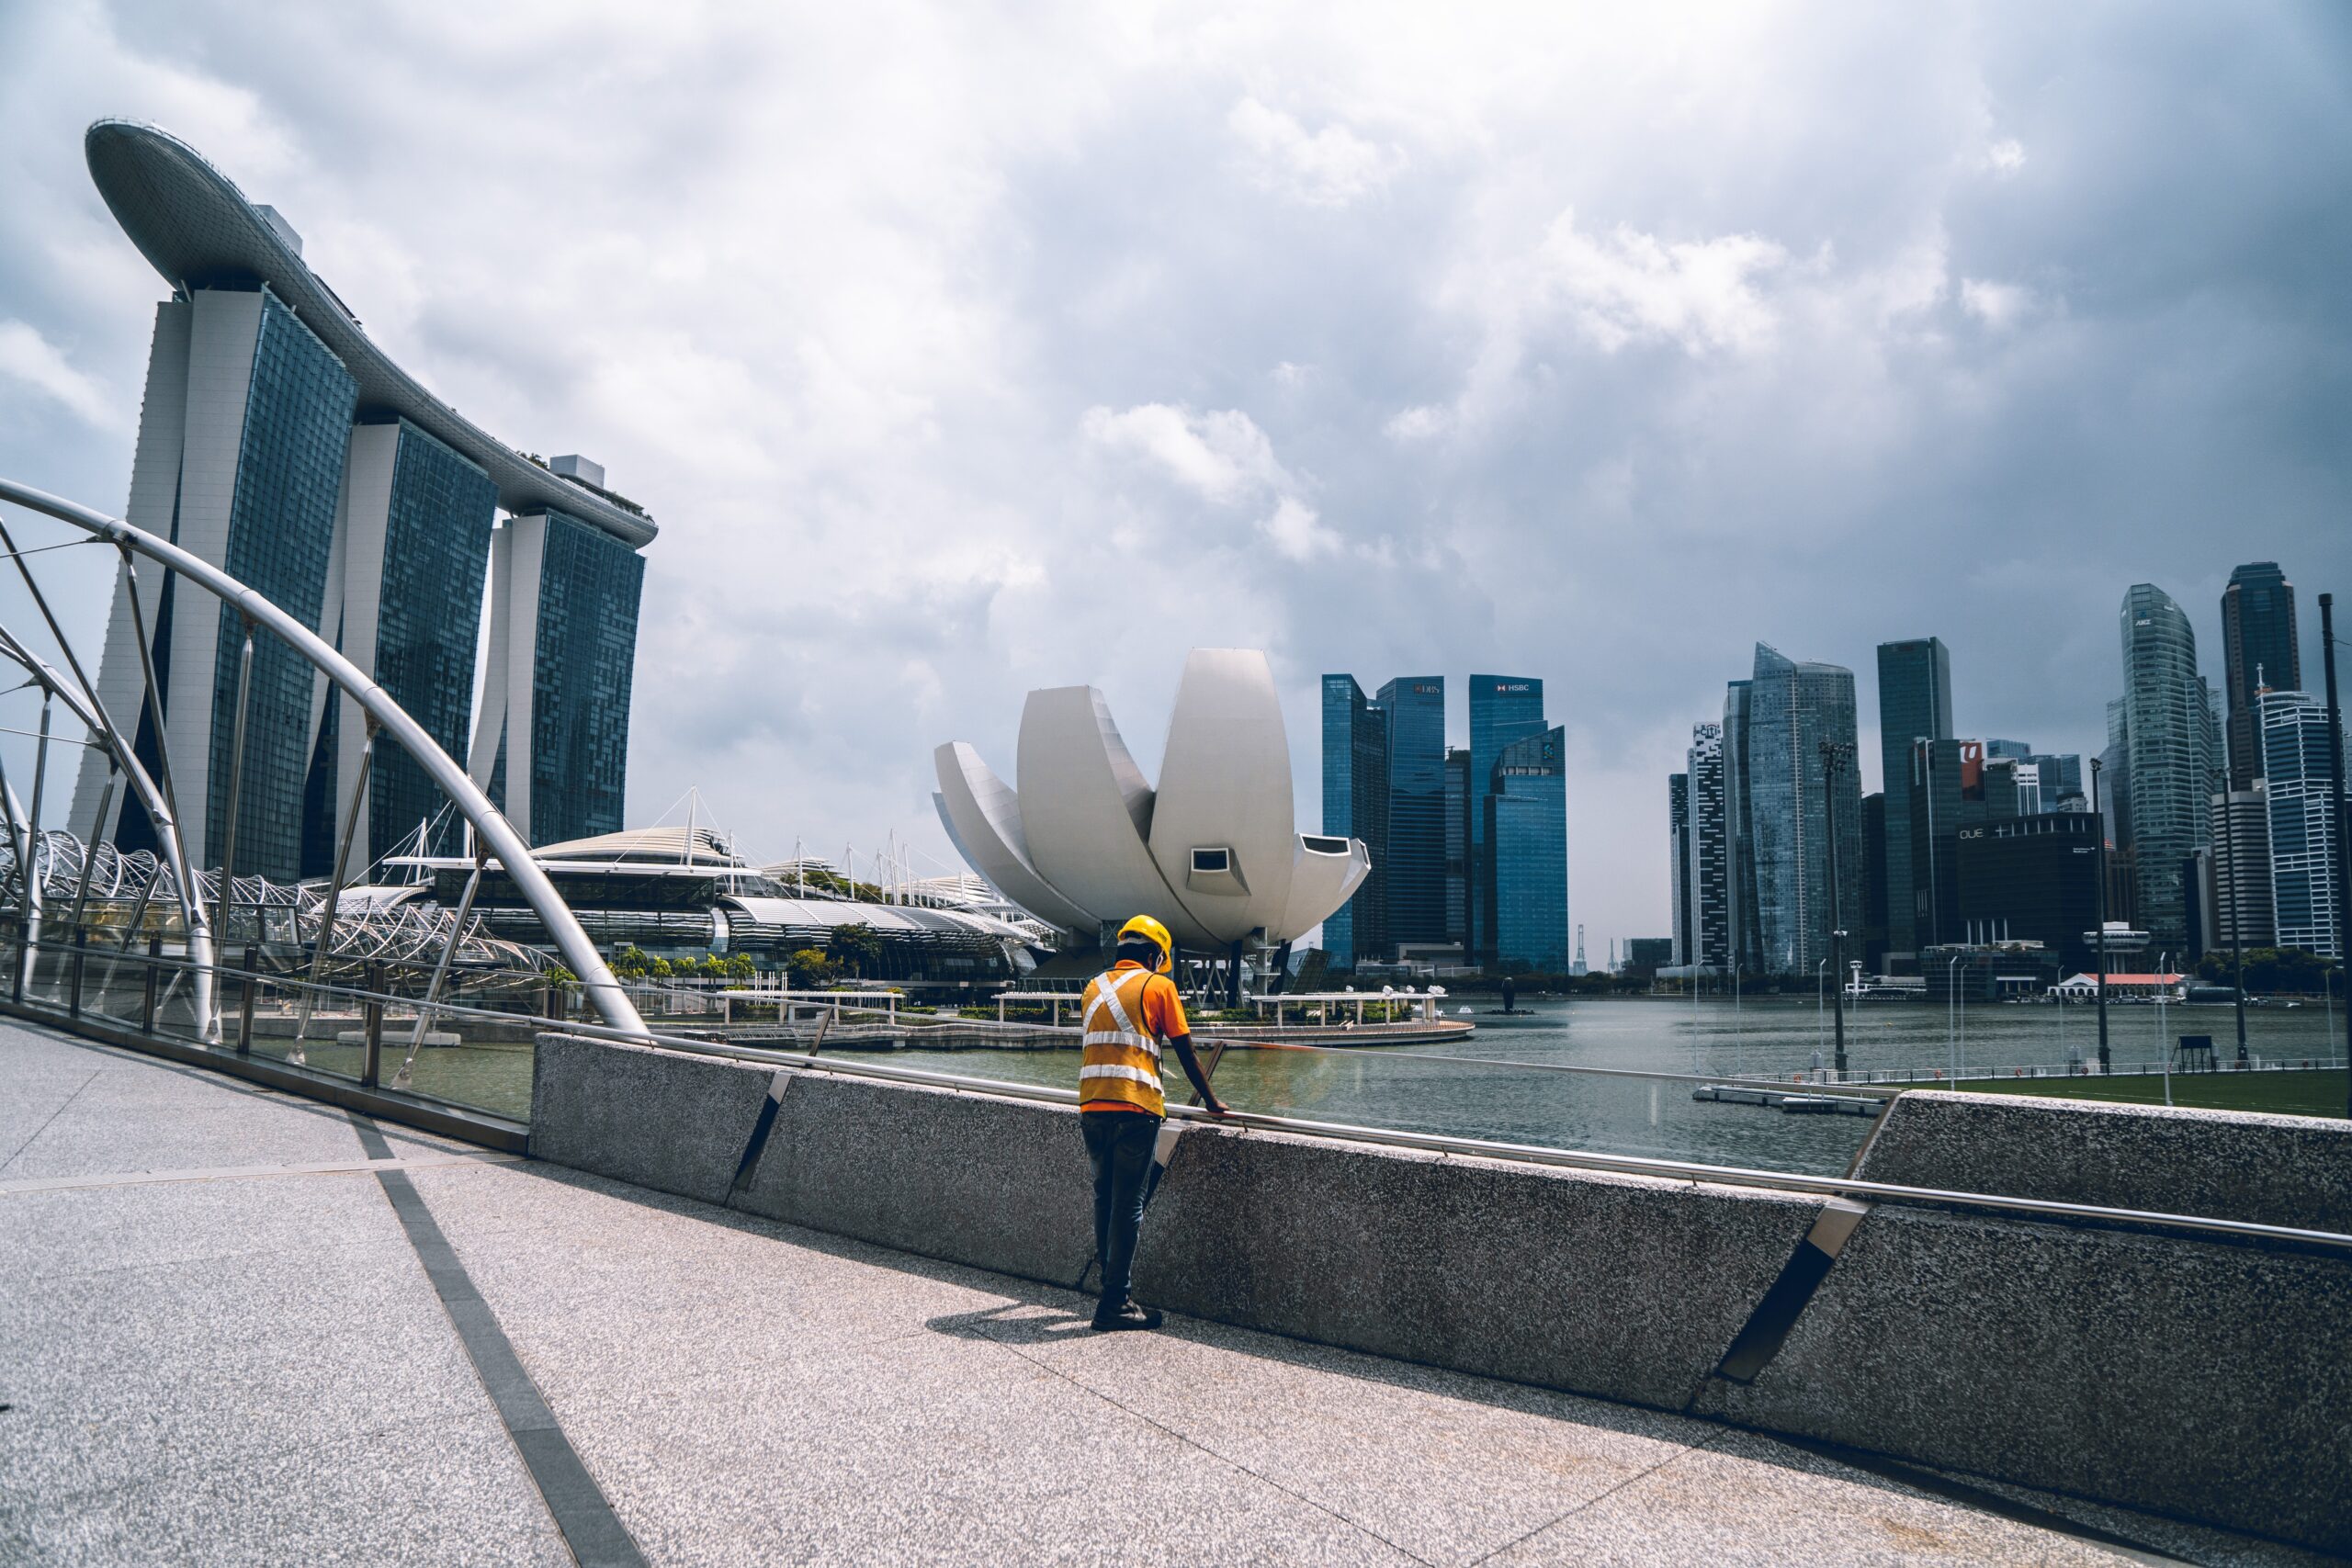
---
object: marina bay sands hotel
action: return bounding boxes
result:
[67,120,652,880]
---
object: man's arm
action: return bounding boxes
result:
[1166,1032,1229,1118]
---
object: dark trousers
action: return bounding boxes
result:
[1081,1111,1160,1305]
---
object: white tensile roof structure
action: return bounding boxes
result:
[933,649,1371,951]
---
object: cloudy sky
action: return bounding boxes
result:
[0,1,2346,955]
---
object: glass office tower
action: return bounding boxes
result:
[1443,747,1470,947]
[469,509,646,848]
[2262,693,2344,959]
[1468,675,1545,962]
[2222,562,2300,791]
[1875,637,1953,964]
[1721,679,1761,972]
[2117,583,2220,951]
[302,416,500,874]
[1376,677,1447,947]
[1747,644,1862,977]
[1318,675,1389,966]
[2210,784,2275,949]
[1487,727,1567,972]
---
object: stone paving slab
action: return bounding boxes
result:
[4,1018,2335,1566]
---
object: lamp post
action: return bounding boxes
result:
[1820,739,1854,1078]
[2320,593,2351,1114]
[2090,755,2111,1074]
[1947,953,1960,1081]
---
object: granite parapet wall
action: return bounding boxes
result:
[531,1035,2352,1552]
[1855,1089,2352,1232]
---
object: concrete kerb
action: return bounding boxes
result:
[526,1032,2352,1553]
[1855,1089,2352,1234]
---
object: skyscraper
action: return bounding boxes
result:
[1668,772,1691,966]
[1468,676,1545,962]
[305,416,499,874]
[1488,727,1567,971]
[1442,747,1470,948]
[1747,644,1862,977]
[1906,739,2026,946]
[1376,677,1447,947]
[2117,583,2221,951]
[1319,674,1388,966]
[1685,722,1729,971]
[2211,784,2275,950]
[2262,692,2344,960]
[2222,562,2300,790]
[1875,637,1953,965]
[1722,679,1761,972]
[469,508,648,847]
[68,121,657,880]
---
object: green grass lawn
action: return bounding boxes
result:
[1938,1067,2348,1119]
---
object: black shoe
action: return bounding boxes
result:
[1091,1298,1163,1332]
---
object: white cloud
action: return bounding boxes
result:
[1227,97,1398,207]
[1081,401,1288,503]
[1384,404,1452,442]
[0,321,114,427]
[1985,138,2028,174]
[1537,210,1790,356]
[1960,277,2033,328]
[1261,496,1340,561]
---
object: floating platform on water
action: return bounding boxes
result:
[1692,1084,1883,1116]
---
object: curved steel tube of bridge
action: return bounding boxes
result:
[0,476,649,1041]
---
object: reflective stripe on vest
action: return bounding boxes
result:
[1079,967,1165,1115]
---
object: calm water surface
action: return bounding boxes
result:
[895,995,2349,1177]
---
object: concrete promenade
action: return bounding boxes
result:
[0,1019,2328,1566]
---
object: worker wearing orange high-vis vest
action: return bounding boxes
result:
[1079,914,1228,1331]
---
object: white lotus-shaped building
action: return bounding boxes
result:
[933,649,1371,952]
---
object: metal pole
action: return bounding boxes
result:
[0,756,31,1000]
[2319,593,2350,1112]
[2091,755,2111,1073]
[393,848,487,1089]
[0,479,641,1037]
[1823,740,1851,1078]
[214,621,254,964]
[19,696,50,1002]
[237,944,256,1055]
[289,720,376,1063]
[361,962,384,1088]
[2158,951,2172,1103]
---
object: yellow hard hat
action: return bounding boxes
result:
[1117,914,1174,974]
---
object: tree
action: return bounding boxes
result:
[724,952,756,980]
[826,921,884,978]
[786,949,834,987]
[610,946,651,979]
[695,953,730,979]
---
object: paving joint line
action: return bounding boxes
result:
[348,1112,647,1568]
[974,1314,1436,1566]
[0,1066,101,1175]
[0,1151,523,1196]
[1462,1427,1729,1565]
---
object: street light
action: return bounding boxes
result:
[1948,953,1961,1081]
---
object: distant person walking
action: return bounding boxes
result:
[1077,915,1227,1331]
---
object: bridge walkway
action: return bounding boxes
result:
[1,1019,2322,1566]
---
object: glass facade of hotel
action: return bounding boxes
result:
[208,286,357,882]
[368,421,499,859]
[1320,674,1388,967]
[524,511,645,848]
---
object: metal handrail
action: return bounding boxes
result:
[0,477,647,1038]
[21,942,2352,1254]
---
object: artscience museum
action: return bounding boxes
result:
[933,649,1371,962]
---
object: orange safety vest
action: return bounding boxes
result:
[1079,965,1168,1117]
